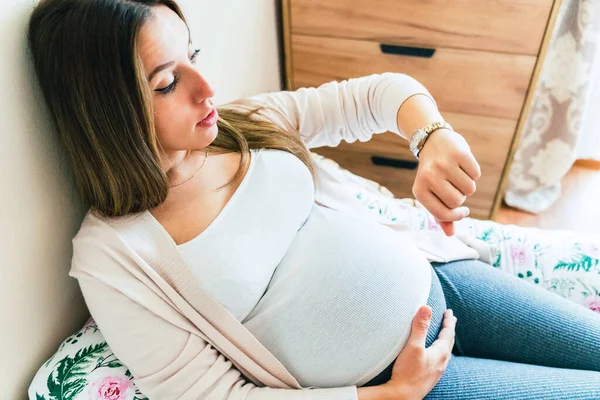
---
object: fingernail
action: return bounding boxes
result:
[462,208,470,218]
[420,306,431,318]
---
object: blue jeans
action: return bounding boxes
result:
[363,260,600,399]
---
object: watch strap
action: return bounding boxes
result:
[409,121,453,159]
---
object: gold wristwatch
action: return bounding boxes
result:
[409,121,453,159]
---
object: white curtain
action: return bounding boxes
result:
[575,47,600,159]
[504,0,600,213]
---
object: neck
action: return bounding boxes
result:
[162,150,190,174]
[166,149,209,188]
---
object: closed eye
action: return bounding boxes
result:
[156,76,178,95]
[155,48,202,95]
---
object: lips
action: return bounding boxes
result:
[199,109,215,122]
[196,108,218,128]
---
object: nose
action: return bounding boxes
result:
[190,69,216,104]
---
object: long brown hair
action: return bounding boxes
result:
[28,0,316,218]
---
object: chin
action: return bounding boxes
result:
[198,124,219,148]
[207,124,219,142]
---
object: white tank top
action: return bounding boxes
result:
[178,149,432,387]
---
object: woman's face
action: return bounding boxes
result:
[138,5,218,159]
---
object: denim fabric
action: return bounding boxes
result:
[363,260,600,398]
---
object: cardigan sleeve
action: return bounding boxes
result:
[225,72,436,149]
[75,274,358,400]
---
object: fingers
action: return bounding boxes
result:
[438,221,455,237]
[439,309,457,339]
[416,190,469,222]
[430,179,466,210]
[430,309,457,354]
[408,306,432,348]
[460,153,482,181]
[448,167,477,197]
[442,309,456,329]
[413,135,480,227]
[427,167,476,210]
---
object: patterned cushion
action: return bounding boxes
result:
[29,154,600,399]
[29,318,148,400]
[313,153,600,312]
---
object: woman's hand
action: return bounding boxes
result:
[413,129,481,236]
[383,306,457,400]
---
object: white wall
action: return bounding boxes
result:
[182,0,284,105]
[0,0,282,398]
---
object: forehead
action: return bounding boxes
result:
[138,5,189,71]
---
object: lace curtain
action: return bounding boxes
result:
[504,0,600,213]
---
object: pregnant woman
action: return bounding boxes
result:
[28,0,600,398]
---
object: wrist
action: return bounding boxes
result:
[383,382,414,400]
[356,385,395,400]
[409,122,453,160]
[417,128,464,161]
[395,93,444,141]
[356,383,410,400]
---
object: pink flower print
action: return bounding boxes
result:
[89,376,134,400]
[511,247,526,262]
[427,218,441,231]
[510,243,534,267]
[82,317,98,334]
[586,296,600,314]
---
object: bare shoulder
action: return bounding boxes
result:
[151,151,248,245]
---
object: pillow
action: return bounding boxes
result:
[29,154,600,399]
[28,317,148,400]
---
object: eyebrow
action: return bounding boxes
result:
[148,61,174,82]
[147,29,193,82]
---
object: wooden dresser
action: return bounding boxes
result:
[281,0,562,219]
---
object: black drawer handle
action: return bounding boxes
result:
[380,44,436,58]
[371,156,418,170]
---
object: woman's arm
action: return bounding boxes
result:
[225,73,436,149]
[393,92,481,236]
[357,385,399,400]
[72,227,455,400]
[394,93,444,142]
[78,275,452,400]
[77,275,368,399]
[232,73,480,236]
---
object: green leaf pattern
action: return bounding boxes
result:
[451,219,600,314]
[31,319,148,400]
[29,176,600,399]
[354,187,600,315]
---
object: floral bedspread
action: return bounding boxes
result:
[329,153,600,313]
[28,154,600,400]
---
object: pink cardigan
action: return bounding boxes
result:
[69,74,494,399]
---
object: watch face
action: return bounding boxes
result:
[410,129,427,151]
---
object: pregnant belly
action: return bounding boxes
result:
[242,204,433,388]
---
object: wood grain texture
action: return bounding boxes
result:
[490,0,564,219]
[281,0,294,90]
[291,34,536,120]
[282,0,563,220]
[290,0,553,55]
[313,112,517,219]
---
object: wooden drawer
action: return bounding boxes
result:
[312,112,517,219]
[291,34,536,120]
[289,0,554,55]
